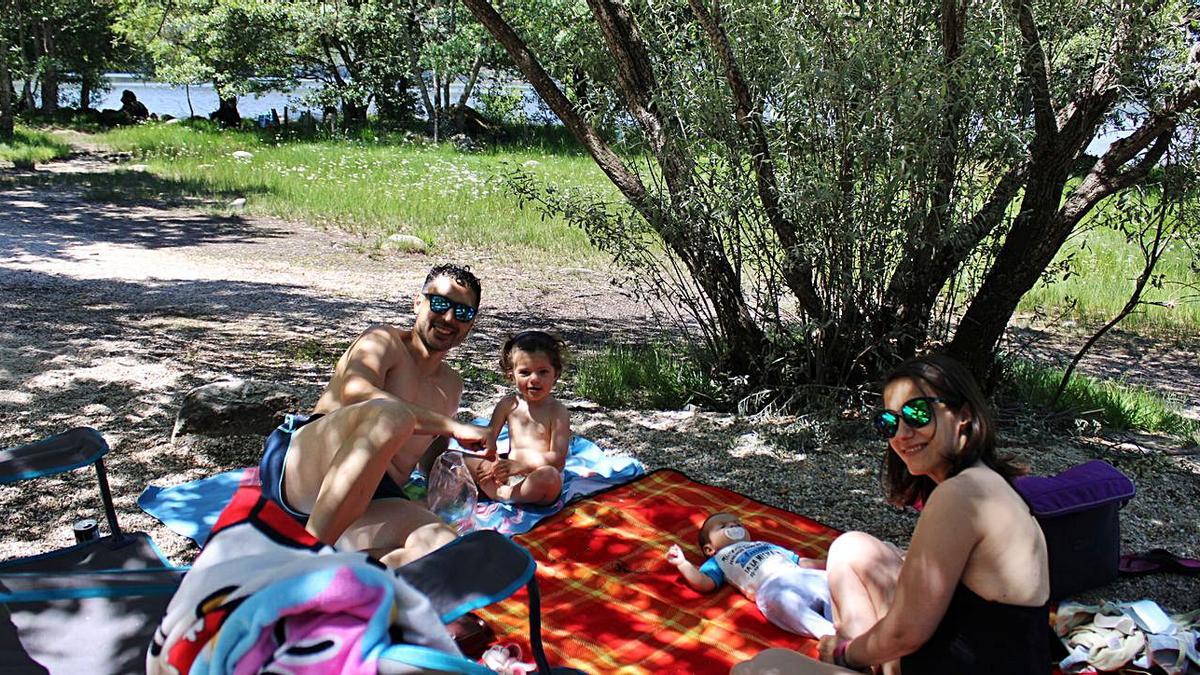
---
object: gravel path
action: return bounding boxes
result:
[2,149,1198,616]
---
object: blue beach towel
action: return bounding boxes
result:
[139,431,644,546]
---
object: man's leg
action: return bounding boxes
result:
[336,499,457,568]
[284,399,419,545]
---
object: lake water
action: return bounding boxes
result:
[71,75,553,123]
[55,75,1123,153]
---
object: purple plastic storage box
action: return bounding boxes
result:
[1014,460,1135,601]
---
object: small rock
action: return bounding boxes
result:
[449,133,483,153]
[380,233,428,253]
[231,150,254,161]
[173,378,306,440]
[164,117,182,124]
[228,197,247,211]
[522,159,541,168]
[125,164,149,172]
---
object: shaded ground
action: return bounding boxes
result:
[2,148,1199,618]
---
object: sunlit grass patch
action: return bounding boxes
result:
[1018,215,1199,337]
[94,121,608,263]
[574,343,719,410]
[1001,357,1199,440]
[0,126,72,166]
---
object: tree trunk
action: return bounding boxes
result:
[211,93,241,128]
[0,53,13,141]
[460,0,767,371]
[949,161,1073,381]
[399,15,435,124]
[39,20,57,114]
[79,76,91,111]
[20,78,34,111]
[455,48,485,132]
[342,100,367,127]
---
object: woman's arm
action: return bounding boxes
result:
[837,478,982,668]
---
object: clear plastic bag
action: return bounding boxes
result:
[426,450,477,531]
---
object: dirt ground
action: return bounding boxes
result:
[3,147,1199,617]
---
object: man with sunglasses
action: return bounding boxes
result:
[257,263,490,567]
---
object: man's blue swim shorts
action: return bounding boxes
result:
[258,412,409,526]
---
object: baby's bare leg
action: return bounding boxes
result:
[461,455,502,501]
[497,466,562,505]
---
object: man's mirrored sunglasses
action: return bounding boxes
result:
[425,293,478,322]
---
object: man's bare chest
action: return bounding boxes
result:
[384,370,456,415]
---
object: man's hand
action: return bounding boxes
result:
[482,435,499,462]
[453,422,490,451]
[666,544,687,567]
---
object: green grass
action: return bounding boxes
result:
[1018,208,1199,337]
[0,126,72,165]
[574,344,720,410]
[1001,357,1199,440]
[91,121,610,263]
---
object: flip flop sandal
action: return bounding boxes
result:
[1144,548,1200,575]
[1119,552,1166,576]
[1119,549,1200,576]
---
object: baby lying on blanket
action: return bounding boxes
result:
[666,511,835,638]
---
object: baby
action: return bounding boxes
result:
[666,512,835,638]
[464,331,571,505]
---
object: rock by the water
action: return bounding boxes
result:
[380,233,428,253]
[172,379,305,440]
[449,133,484,153]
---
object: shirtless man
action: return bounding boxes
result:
[258,264,490,566]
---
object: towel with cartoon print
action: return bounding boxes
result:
[146,478,463,675]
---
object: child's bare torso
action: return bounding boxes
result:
[506,396,568,471]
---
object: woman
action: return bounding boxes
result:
[735,353,1050,674]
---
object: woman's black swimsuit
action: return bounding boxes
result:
[901,583,1050,674]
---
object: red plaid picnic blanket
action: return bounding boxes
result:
[475,469,841,674]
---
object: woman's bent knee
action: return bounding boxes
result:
[828,531,889,567]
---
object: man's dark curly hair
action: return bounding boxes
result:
[424,264,482,306]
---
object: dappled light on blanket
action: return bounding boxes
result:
[474,469,840,674]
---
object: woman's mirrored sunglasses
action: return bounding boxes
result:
[872,397,955,438]
[425,293,478,322]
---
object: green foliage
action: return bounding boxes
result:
[1022,159,1200,336]
[0,127,72,164]
[573,344,720,410]
[476,83,527,125]
[117,0,299,97]
[1000,357,1200,439]
[288,337,347,366]
[481,0,1200,389]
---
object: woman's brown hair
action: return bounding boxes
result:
[880,353,1024,507]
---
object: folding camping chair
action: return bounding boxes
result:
[0,427,187,674]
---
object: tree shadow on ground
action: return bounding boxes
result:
[0,174,278,263]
